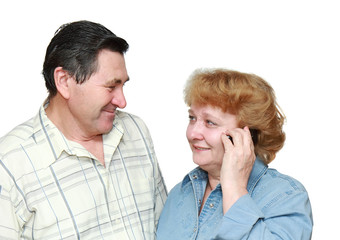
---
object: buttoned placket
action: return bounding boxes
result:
[190,170,221,238]
[190,172,202,239]
[190,170,222,234]
[94,123,129,239]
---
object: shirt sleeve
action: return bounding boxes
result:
[136,117,168,229]
[0,182,20,239]
[211,191,313,240]
[153,161,167,227]
[147,135,167,228]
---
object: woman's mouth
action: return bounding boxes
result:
[193,145,210,151]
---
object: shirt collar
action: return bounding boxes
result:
[181,157,268,194]
[181,167,208,189]
[102,113,124,165]
[31,104,69,164]
[247,157,268,194]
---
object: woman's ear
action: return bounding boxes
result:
[54,67,72,99]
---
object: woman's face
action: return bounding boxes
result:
[186,103,238,173]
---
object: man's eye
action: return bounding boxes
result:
[107,86,116,90]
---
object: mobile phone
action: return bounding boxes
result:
[227,129,258,145]
[250,128,258,145]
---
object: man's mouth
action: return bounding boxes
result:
[102,107,116,113]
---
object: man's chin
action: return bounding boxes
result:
[97,119,115,134]
[101,124,114,134]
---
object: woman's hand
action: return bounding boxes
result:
[220,126,256,214]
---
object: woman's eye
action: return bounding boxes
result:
[188,115,196,121]
[206,120,216,126]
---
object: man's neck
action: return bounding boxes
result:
[45,96,105,166]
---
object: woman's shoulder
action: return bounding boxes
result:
[262,167,307,192]
[250,158,307,195]
[251,166,310,212]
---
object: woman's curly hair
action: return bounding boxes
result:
[184,68,286,164]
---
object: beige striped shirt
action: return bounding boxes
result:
[0,105,167,239]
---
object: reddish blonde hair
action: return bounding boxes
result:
[184,68,286,164]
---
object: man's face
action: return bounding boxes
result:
[67,49,129,137]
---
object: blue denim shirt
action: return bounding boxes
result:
[156,158,313,239]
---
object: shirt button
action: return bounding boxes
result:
[192,174,197,179]
[193,227,197,232]
[199,199,202,204]
[209,203,214,208]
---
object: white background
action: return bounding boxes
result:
[0,1,339,238]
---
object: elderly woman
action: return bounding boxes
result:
[156,69,313,239]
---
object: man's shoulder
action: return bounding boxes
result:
[113,110,155,147]
[116,110,142,121]
[115,110,149,131]
[0,117,35,155]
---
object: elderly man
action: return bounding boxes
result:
[0,20,167,239]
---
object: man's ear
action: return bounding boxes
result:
[54,67,72,99]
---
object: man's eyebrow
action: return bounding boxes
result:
[106,77,130,85]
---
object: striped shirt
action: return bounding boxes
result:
[0,105,167,240]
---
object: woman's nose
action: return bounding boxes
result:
[186,122,204,140]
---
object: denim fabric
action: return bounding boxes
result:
[156,158,313,240]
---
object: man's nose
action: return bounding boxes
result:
[111,87,127,109]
